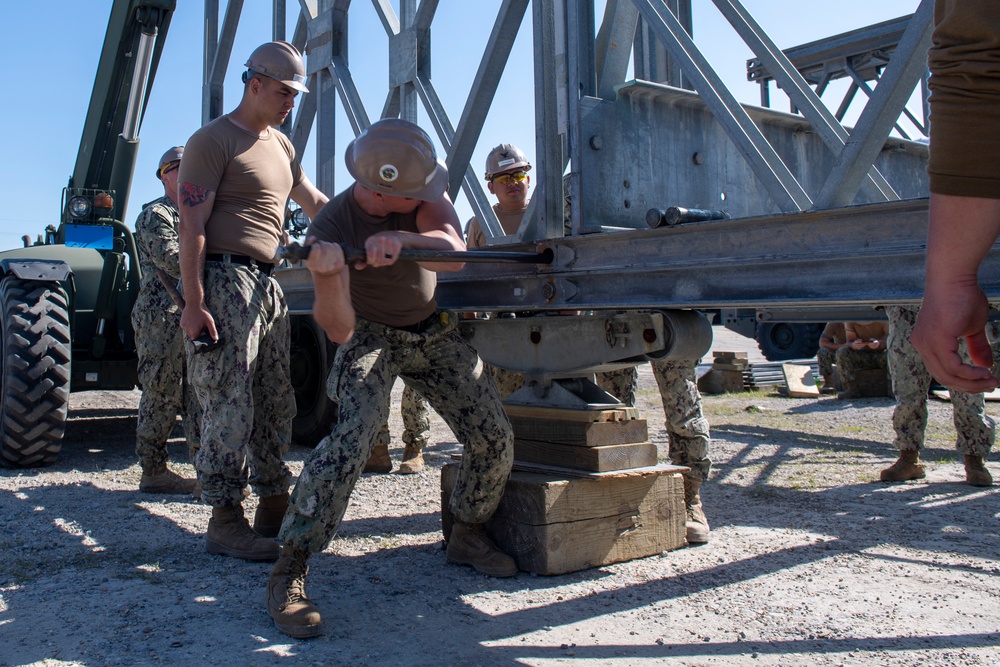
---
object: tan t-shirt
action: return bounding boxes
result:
[179,115,303,262]
[307,186,436,327]
[465,201,528,248]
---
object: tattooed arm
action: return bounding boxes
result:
[178,182,218,341]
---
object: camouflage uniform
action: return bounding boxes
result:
[132,196,201,469]
[817,348,837,384]
[595,361,712,481]
[595,367,638,406]
[887,305,995,456]
[489,365,526,400]
[375,383,431,451]
[835,345,889,385]
[280,315,513,553]
[185,263,295,507]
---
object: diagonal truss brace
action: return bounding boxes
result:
[630,0,812,213]
[711,0,899,204]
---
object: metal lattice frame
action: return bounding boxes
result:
[199,1,1000,316]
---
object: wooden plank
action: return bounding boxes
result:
[508,415,648,446]
[782,363,820,398]
[713,362,749,371]
[512,460,689,478]
[713,350,748,360]
[503,404,639,423]
[513,438,658,472]
[441,464,686,575]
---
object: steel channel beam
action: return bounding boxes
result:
[430,198,959,313]
[528,0,568,243]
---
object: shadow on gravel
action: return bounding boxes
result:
[4,394,998,666]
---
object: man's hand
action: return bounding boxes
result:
[304,238,348,276]
[181,304,217,343]
[361,231,404,269]
[911,281,998,393]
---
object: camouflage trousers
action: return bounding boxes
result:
[595,361,712,481]
[816,347,837,382]
[887,305,994,456]
[280,314,514,554]
[595,367,638,406]
[185,264,295,507]
[376,383,431,450]
[132,306,201,470]
[835,346,888,384]
[487,364,526,400]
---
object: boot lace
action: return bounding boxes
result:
[284,551,310,604]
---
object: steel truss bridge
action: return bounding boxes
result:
[194,0,999,374]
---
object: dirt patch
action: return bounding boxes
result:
[2,369,999,667]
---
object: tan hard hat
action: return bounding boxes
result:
[244,41,309,93]
[345,119,448,202]
[156,146,183,179]
[484,143,531,180]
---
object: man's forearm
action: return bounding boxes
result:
[925,194,1000,289]
[313,272,354,344]
[178,227,206,307]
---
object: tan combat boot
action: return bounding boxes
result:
[363,442,393,473]
[446,522,517,577]
[267,546,323,638]
[880,449,926,482]
[139,465,198,495]
[965,455,993,487]
[253,493,289,538]
[397,444,425,474]
[206,505,279,561]
[683,477,710,544]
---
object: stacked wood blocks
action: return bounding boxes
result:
[505,403,655,472]
[696,350,749,394]
[441,394,688,575]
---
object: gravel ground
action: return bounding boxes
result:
[2,364,999,667]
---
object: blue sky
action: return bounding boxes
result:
[0,1,921,251]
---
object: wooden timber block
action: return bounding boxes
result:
[713,361,749,371]
[507,413,648,447]
[713,350,748,361]
[513,438,658,472]
[698,369,744,394]
[441,462,687,575]
[781,363,820,398]
[855,367,891,398]
[503,404,639,423]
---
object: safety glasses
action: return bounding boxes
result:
[158,161,180,179]
[491,171,528,185]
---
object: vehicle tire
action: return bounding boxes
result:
[0,278,72,467]
[755,322,824,362]
[289,314,338,447]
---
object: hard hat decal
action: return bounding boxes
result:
[379,164,399,182]
[497,158,516,168]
